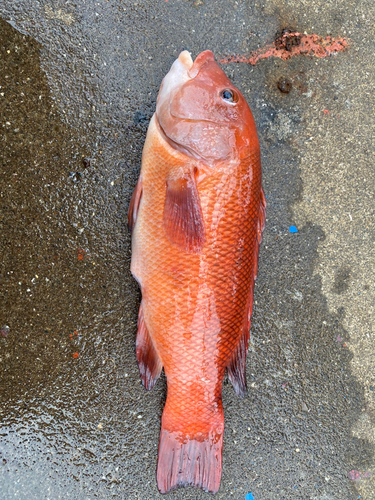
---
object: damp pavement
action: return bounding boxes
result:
[0,1,374,499]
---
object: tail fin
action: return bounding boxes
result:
[157,429,223,494]
[157,420,223,493]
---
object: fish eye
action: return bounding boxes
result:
[220,89,238,104]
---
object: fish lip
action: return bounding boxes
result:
[178,50,194,71]
[156,51,193,117]
[188,50,215,78]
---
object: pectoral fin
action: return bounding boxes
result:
[163,170,205,253]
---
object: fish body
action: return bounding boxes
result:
[129,50,265,494]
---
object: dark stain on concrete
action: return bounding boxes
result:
[332,266,351,294]
[277,77,293,93]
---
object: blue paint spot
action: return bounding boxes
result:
[289,225,298,233]
[246,494,254,500]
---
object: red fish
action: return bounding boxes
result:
[129,50,265,494]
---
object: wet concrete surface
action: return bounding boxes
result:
[0,1,374,498]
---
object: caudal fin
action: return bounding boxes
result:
[157,427,223,494]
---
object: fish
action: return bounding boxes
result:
[128,49,266,494]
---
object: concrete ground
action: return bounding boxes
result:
[0,1,374,499]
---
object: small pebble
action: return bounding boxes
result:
[1,325,10,338]
[82,157,91,168]
[277,77,293,94]
[289,225,298,233]
[349,470,361,481]
[69,171,82,183]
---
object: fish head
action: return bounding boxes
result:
[156,50,257,165]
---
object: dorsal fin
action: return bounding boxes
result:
[228,186,267,396]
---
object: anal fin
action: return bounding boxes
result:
[227,326,250,398]
[136,303,162,390]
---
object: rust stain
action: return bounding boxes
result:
[69,330,79,339]
[77,248,86,260]
[220,32,349,65]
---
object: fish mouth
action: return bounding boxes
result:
[173,49,215,76]
[188,50,215,78]
[156,50,214,119]
[156,51,193,107]
[156,50,220,128]
[165,50,233,126]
